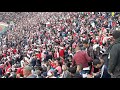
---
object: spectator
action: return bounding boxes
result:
[68,67,78,78]
[35,70,42,78]
[0,12,119,78]
[83,40,94,59]
[60,64,70,78]
[91,59,111,78]
[72,46,92,69]
[108,30,120,78]
[76,64,85,78]
[55,61,62,75]
[23,65,36,78]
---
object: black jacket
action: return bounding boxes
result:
[31,58,36,67]
[108,37,120,78]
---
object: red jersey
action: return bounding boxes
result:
[16,67,23,75]
[59,49,64,58]
[36,53,41,60]
[72,51,92,68]
[13,49,17,54]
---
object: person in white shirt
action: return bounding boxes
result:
[93,42,99,51]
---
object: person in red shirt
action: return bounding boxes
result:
[5,62,11,74]
[35,51,41,60]
[16,67,23,76]
[49,60,56,69]
[12,48,17,54]
[72,46,92,68]
[59,47,65,59]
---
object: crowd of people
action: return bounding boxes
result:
[0,12,120,78]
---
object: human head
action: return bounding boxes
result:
[32,54,35,58]
[96,46,100,52]
[112,30,120,40]
[83,40,89,48]
[23,65,32,78]
[42,66,47,72]
[75,46,80,52]
[93,59,102,69]
[68,67,76,76]
[16,74,21,78]
[66,62,71,68]
[35,70,41,76]
[68,55,72,62]
[76,64,83,72]
[62,64,68,71]
[55,61,62,67]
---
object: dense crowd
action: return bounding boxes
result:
[0,12,120,78]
